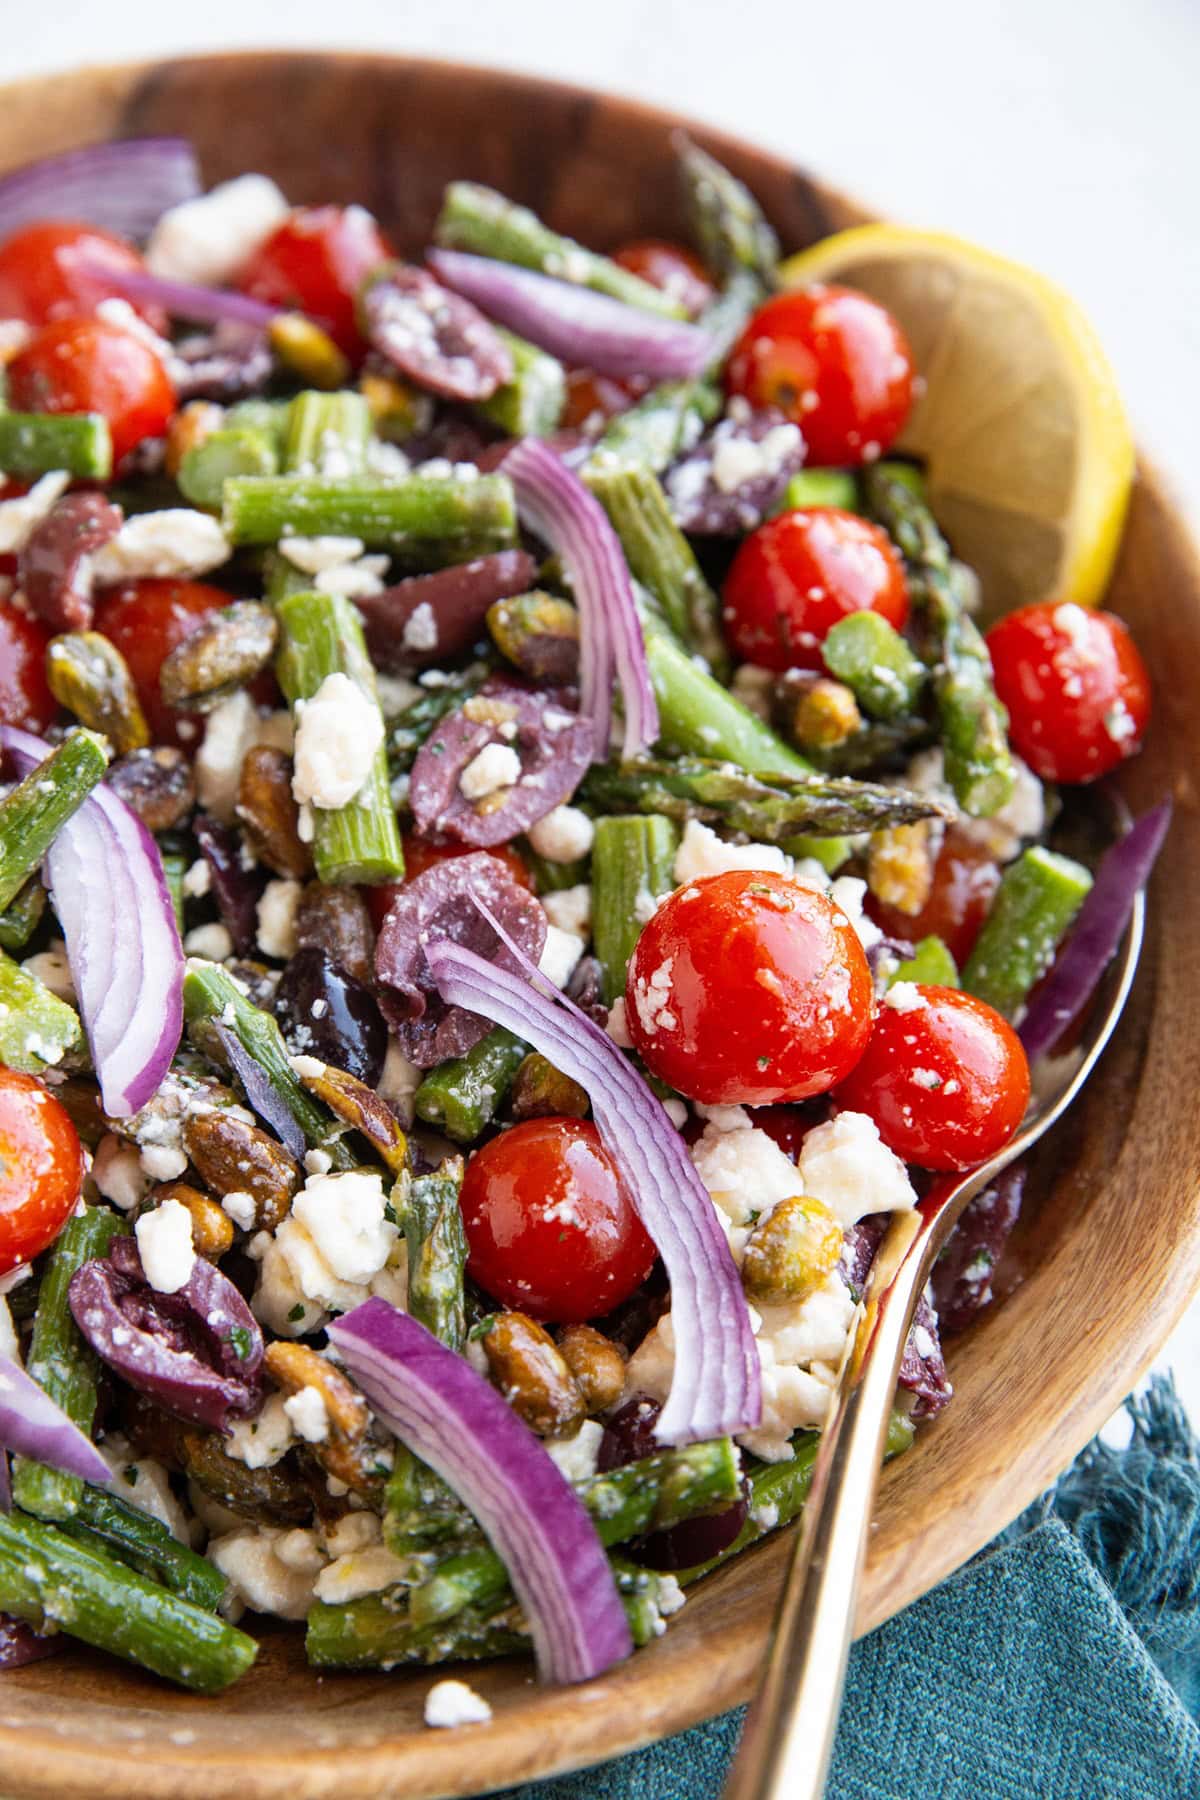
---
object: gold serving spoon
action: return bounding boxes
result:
[723,882,1146,1800]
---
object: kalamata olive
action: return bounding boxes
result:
[276,946,387,1086]
[598,1394,663,1471]
[598,1392,750,1570]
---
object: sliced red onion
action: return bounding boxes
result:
[328,1299,631,1683]
[1020,801,1171,1064]
[3,726,184,1118]
[502,438,658,760]
[429,249,714,382]
[0,138,200,242]
[426,912,760,1446]
[77,260,280,329]
[0,1348,111,1489]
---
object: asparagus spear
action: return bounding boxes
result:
[642,606,812,778]
[434,181,686,318]
[821,611,929,721]
[697,267,765,368]
[0,411,112,480]
[404,1166,468,1352]
[862,469,1013,817]
[387,662,493,775]
[583,754,955,842]
[223,472,517,554]
[774,469,859,514]
[675,134,779,287]
[888,935,959,989]
[592,814,679,1005]
[962,846,1093,1018]
[588,460,729,676]
[0,1508,257,1692]
[0,951,83,1075]
[412,1027,528,1143]
[0,729,109,912]
[64,1487,228,1611]
[275,589,405,885]
[0,877,47,950]
[801,714,934,778]
[476,329,566,437]
[177,427,279,509]
[383,1446,477,1556]
[591,378,721,474]
[281,389,372,476]
[11,1207,124,1522]
[160,848,187,932]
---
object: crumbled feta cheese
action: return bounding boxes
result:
[209,1526,320,1620]
[251,1235,329,1337]
[0,1296,19,1364]
[543,883,591,938]
[311,554,390,600]
[322,1512,381,1557]
[526,804,595,863]
[710,424,802,493]
[544,1419,604,1483]
[291,1169,399,1288]
[256,878,303,960]
[92,1135,149,1212]
[378,1038,421,1115]
[225,1393,296,1469]
[424,1679,493,1729]
[690,1107,801,1230]
[375,673,422,720]
[221,1189,257,1231]
[828,874,884,952]
[605,996,634,1048]
[134,1200,196,1296]
[100,1434,190,1541]
[796,1111,917,1227]
[92,511,231,583]
[21,943,74,1002]
[182,858,212,899]
[313,1543,411,1605]
[273,1527,327,1574]
[146,174,289,284]
[292,673,384,809]
[283,1385,330,1444]
[663,1097,689,1129]
[183,922,234,961]
[279,535,366,574]
[458,742,521,801]
[401,601,438,653]
[195,691,259,823]
[0,471,70,555]
[673,819,790,885]
[884,981,926,1014]
[139,1143,189,1183]
[538,924,585,989]
[630,957,677,1037]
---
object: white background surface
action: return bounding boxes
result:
[2,0,1197,1425]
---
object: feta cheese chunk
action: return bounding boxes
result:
[711,424,802,493]
[283,1385,330,1444]
[0,471,70,555]
[424,1679,494,1729]
[196,690,292,822]
[225,1393,295,1470]
[256,878,303,960]
[209,1526,321,1621]
[278,535,366,574]
[100,1434,190,1541]
[690,1106,801,1230]
[544,1419,604,1483]
[291,1169,398,1287]
[91,511,231,583]
[134,1200,196,1296]
[674,819,791,885]
[526,804,595,863]
[458,742,521,801]
[313,1543,410,1605]
[146,174,289,285]
[292,673,384,809]
[538,924,585,989]
[21,943,74,1002]
[543,883,591,939]
[183,922,234,961]
[0,1296,16,1364]
[91,1135,149,1212]
[221,1189,257,1231]
[795,1110,917,1228]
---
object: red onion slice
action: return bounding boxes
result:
[3,727,184,1118]
[328,1300,631,1684]
[426,913,760,1446]
[1020,800,1171,1064]
[0,1349,111,1491]
[77,260,280,329]
[429,249,714,382]
[502,439,658,760]
[0,138,201,242]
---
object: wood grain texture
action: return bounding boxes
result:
[0,51,1196,1800]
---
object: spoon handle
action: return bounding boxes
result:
[723,1209,932,1800]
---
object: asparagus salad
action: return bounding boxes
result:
[0,132,1166,1704]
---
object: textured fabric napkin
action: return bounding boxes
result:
[488,1378,1200,1800]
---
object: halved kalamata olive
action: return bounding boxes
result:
[632,1483,750,1571]
[68,1237,264,1432]
[193,812,267,957]
[666,409,805,536]
[355,548,537,674]
[19,492,123,633]
[361,264,514,402]
[275,946,387,1086]
[597,1394,664,1471]
[931,1164,1025,1337]
[840,1217,951,1417]
[172,323,273,402]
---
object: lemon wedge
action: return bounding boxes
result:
[778,225,1134,615]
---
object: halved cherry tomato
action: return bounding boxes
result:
[613,240,714,316]
[459,1117,656,1322]
[835,984,1030,1171]
[0,220,160,327]
[985,601,1151,784]
[7,316,175,467]
[238,205,392,359]
[726,285,914,466]
[365,835,533,931]
[561,369,645,434]
[93,578,233,744]
[866,827,1002,967]
[626,869,874,1106]
[0,1068,84,1276]
[0,600,57,731]
[722,506,909,670]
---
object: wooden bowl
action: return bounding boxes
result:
[1,51,1197,1800]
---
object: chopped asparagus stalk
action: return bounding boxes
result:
[65,1487,228,1611]
[223,472,517,553]
[225,397,292,450]
[383,1446,476,1556]
[0,729,109,912]
[274,589,404,885]
[874,459,927,500]
[591,378,721,474]
[160,849,187,932]
[962,846,1093,1018]
[282,390,372,476]
[862,469,1013,817]
[779,834,854,875]
[889,935,959,989]
[0,1508,257,1692]
[476,329,566,437]
[306,1588,527,1670]
[387,662,492,775]
[697,267,764,368]
[0,877,47,950]
[675,134,779,287]
[0,410,111,479]
[11,1208,125,1521]
[413,1027,527,1144]
[583,754,954,842]
[821,611,929,722]
[521,846,590,894]
[642,606,812,778]
[435,181,686,318]
[588,461,729,677]
[177,427,279,509]
[0,951,84,1076]
[404,1167,468,1353]
[592,814,679,1005]
[801,714,933,777]
[774,469,859,514]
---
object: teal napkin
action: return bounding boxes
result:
[489,1378,1200,1800]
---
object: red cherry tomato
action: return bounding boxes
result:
[365,835,533,930]
[93,578,232,744]
[459,1117,656,1322]
[613,240,715,316]
[626,869,874,1106]
[238,205,392,359]
[0,220,160,327]
[8,317,175,467]
[835,984,1030,1171]
[866,827,1002,967]
[0,600,57,731]
[726,286,914,467]
[0,1068,84,1276]
[722,506,910,671]
[985,601,1151,784]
